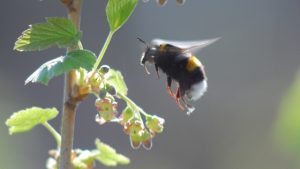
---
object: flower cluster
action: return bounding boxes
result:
[123,115,165,150]
[74,65,165,150]
[94,97,165,150]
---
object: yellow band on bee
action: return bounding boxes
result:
[159,44,167,51]
[186,56,201,72]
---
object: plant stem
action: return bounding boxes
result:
[118,93,151,118]
[93,31,114,70]
[59,0,82,169]
[43,122,61,149]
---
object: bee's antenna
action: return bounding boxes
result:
[137,37,148,47]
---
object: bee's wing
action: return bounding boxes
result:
[152,38,220,53]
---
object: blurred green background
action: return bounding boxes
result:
[1,0,300,169]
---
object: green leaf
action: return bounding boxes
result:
[5,107,58,135]
[94,138,130,166]
[105,69,128,96]
[274,72,300,156]
[14,17,81,51]
[66,50,97,71]
[106,0,138,32]
[25,49,96,85]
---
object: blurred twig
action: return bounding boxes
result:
[59,0,82,169]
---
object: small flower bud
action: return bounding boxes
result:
[176,0,186,5]
[120,106,134,124]
[99,65,110,74]
[88,71,102,93]
[94,98,118,124]
[141,130,152,150]
[46,158,57,169]
[142,138,152,150]
[129,120,144,136]
[130,135,141,149]
[106,84,116,96]
[157,0,167,6]
[124,119,147,149]
[99,89,107,99]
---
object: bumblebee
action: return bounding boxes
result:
[138,38,219,114]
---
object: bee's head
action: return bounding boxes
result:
[138,37,157,74]
[141,46,156,64]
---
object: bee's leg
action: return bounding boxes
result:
[166,76,175,98]
[155,64,160,79]
[181,97,195,115]
[175,87,185,111]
